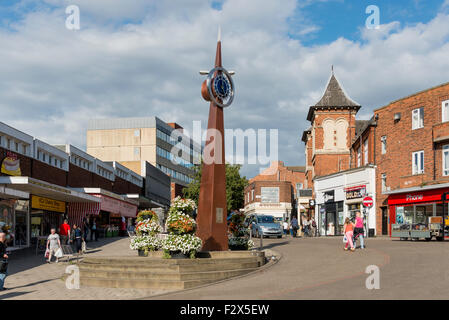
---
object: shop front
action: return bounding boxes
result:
[30,195,66,241]
[0,176,100,246]
[78,188,138,238]
[0,186,30,249]
[314,165,377,237]
[386,184,449,239]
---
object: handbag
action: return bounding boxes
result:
[44,248,50,259]
[343,235,348,243]
[82,240,87,253]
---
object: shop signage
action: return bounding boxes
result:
[309,199,316,207]
[31,195,66,213]
[362,196,374,208]
[388,187,449,206]
[1,152,21,176]
[323,190,335,203]
[345,185,366,200]
[406,194,423,202]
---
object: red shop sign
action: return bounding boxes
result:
[387,187,449,205]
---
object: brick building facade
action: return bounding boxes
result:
[373,82,449,235]
[244,161,308,223]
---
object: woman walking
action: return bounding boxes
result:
[343,218,355,252]
[353,211,365,249]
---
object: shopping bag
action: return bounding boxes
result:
[82,241,87,253]
[44,248,49,259]
[55,248,63,258]
[343,235,347,243]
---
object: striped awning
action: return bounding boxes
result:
[67,202,101,228]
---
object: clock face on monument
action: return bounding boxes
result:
[201,67,235,108]
[213,74,231,100]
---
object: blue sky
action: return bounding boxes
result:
[0,0,449,179]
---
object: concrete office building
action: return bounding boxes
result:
[86,117,202,195]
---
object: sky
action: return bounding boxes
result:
[1,0,449,179]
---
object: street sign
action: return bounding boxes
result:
[362,196,374,208]
[309,199,316,207]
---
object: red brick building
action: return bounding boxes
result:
[302,72,365,191]
[372,82,449,235]
[244,161,308,223]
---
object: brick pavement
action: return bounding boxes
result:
[1,236,448,300]
[0,237,167,300]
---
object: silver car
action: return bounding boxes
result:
[245,214,283,238]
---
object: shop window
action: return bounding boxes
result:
[412,107,424,130]
[444,145,449,176]
[443,100,449,123]
[412,150,424,175]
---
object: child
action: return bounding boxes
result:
[343,218,355,252]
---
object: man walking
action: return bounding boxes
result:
[82,215,89,244]
[59,219,71,245]
[0,232,8,291]
[46,228,62,264]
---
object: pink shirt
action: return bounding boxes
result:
[355,217,363,228]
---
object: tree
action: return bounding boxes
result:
[183,163,248,212]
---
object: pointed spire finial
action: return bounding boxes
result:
[217,25,221,42]
[331,65,334,75]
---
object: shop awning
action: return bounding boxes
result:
[74,188,138,218]
[0,176,100,203]
[383,182,449,195]
[67,202,101,227]
[0,186,29,199]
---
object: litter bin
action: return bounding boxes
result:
[368,228,375,238]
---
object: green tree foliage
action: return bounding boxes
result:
[183,163,248,211]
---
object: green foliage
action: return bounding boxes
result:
[183,162,248,211]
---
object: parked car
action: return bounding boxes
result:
[244,214,283,238]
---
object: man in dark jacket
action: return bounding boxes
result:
[0,232,9,291]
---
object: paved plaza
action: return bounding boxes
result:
[1,236,449,300]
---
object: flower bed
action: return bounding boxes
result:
[228,211,253,251]
[166,211,196,235]
[162,197,202,259]
[130,210,163,256]
[162,234,202,259]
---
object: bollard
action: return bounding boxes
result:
[259,230,263,250]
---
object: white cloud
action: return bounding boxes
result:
[1,0,449,178]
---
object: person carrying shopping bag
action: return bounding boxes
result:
[46,228,62,263]
[343,218,355,252]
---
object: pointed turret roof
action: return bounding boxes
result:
[307,70,361,121]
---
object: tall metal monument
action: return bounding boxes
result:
[197,28,235,251]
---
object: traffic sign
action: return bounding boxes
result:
[362,196,374,208]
